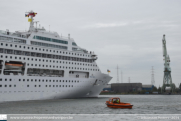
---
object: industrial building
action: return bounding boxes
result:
[103,84,111,91]
[142,85,154,91]
[111,83,142,93]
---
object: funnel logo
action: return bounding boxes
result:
[0,115,7,121]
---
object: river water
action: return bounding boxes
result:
[0,95,181,121]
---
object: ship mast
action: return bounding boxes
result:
[25,10,37,32]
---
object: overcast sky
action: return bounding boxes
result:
[1,0,181,88]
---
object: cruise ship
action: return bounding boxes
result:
[0,11,112,102]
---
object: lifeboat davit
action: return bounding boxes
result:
[105,97,133,109]
[5,63,23,69]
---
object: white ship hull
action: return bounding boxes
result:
[0,74,112,102]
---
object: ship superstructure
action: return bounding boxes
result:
[0,11,112,102]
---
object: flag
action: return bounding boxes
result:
[107,69,110,72]
[28,18,32,22]
[25,14,29,17]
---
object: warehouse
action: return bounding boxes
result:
[111,83,142,93]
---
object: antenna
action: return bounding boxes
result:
[121,71,123,83]
[49,25,50,32]
[128,77,130,83]
[151,66,155,85]
[116,65,119,83]
[34,21,39,31]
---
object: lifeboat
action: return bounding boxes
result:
[105,97,133,109]
[5,63,23,69]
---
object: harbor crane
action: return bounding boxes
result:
[161,35,175,93]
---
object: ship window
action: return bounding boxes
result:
[72,85,73,87]
[19,46,21,48]
[31,79,33,82]
[5,85,7,87]
[1,55,3,58]
[1,43,3,45]
[19,79,21,81]
[6,44,8,46]
[15,45,17,47]
[28,47,29,49]
[46,85,47,87]
[0,85,2,87]
[60,80,61,82]
[59,85,61,87]
[49,85,51,87]
[63,85,64,87]
[27,85,29,87]
[5,56,7,58]
[35,79,37,82]
[53,80,55,82]
[23,79,25,81]
[39,79,41,82]
[39,85,41,87]
[49,80,51,82]
[46,80,48,82]
[66,85,67,87]
[0,79,2,81]
[32,47,33,50]
[53,85,54,87]
[24,46,25,49]
[35,85,36,87]
[42,80,44,82]
[27,79,29,81]
[35,48,37,50]
[14,85,16,87]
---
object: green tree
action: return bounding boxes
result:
[158,86,161,93]
[152,86,158,92]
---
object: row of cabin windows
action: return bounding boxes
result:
[31,41,67,50]
[0,43,89,57]
[27,63,98,71]
[0,85,16,87]
[0,78,79,83]
[0,85,73,87]
[0,49,93,63]
[33,36,68,44]
[1,54,97,66]
[1,54,94,64]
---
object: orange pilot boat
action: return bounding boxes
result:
[105,97,133,109]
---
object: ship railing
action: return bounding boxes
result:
[0,30,28,39]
